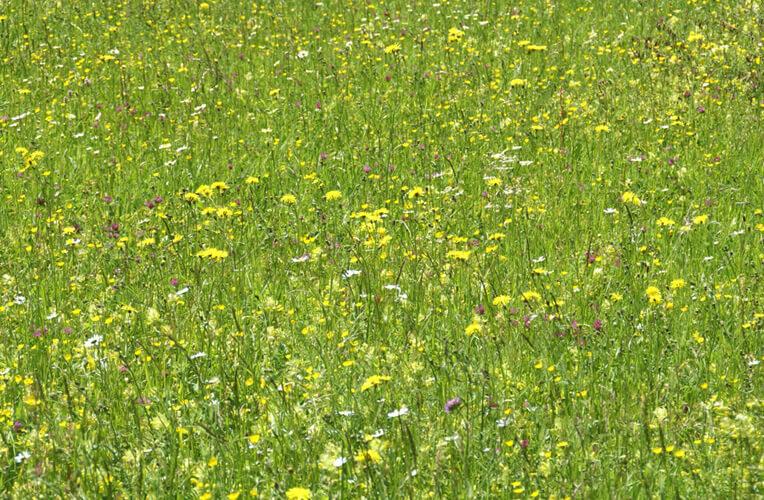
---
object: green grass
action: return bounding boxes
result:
[0,0,762,497]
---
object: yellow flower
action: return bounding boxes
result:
[281,194,297,204]
[27,151,44,163]
[465,321,483,335]
[195,248,229,261]
[595,124,610,133]
[360,375,391,391]
[354,449,382,465]
[447,27,464,43]
[521,291,541,302]
[245,176,260,184]
[670,279,685,289]
[210,181,229,191]
[226,491,240,500]
[196,184,213,197]
[693,214,708,225]
[184,192,200,202]
[492,295,511,306]
[621,191,641,205]
[646,286,662,305]
[384,43,401,54]
[446,250,471,261]
[510,78,527,87]
[657,217,675,227]
[285,487,312,500]
[324,190,342,201]
[407,186,424,199]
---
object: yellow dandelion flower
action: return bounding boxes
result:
[407,186,425,199]
[646,286,662,305]
[447,27,464,43]
[465,321,483,335]
[384,43,401,54]
[281,194,297,204]
[693,214,708,225]
[670,279,685,289]
[195,184,213,197]
[324,190,342,201]
[360,375,391,391]
[446,250,471,261]
[285,487,311,500]
[492,295,511,306]
[354,449,382,465]
[621,191,641,205]
[656,217,675,227]
[195,248,229,261]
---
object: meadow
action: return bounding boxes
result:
[0,0,762,497]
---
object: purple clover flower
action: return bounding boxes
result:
[444,397,462,413]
